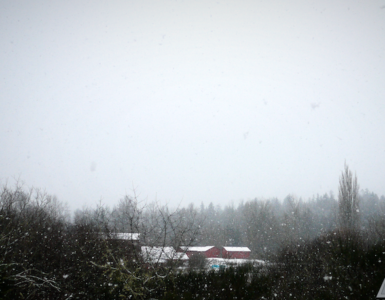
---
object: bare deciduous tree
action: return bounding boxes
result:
[338,163,360,231]
[0,183,67,298]
[243,199,280,258]
[90,193,203,299]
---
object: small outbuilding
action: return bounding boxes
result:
[178,246,221,258]
[98,232,141,260]
[108,233,140,248]
[141,246,188,265]
[222,247,251,259]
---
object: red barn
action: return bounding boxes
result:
[178,246,221,258]
[222,247,251,259]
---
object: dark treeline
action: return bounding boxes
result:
[197,188,385,259]
[1,177,385,299]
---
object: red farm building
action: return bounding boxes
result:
[178,246,221,258]
[222,247,251,259]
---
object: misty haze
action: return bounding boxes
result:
[1,0,385,299]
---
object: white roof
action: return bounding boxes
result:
[180,246,215,252]
[112,233,140,241]
[223,247,251,252]
[207,258,265,265]
[142,246,188,263]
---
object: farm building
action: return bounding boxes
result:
[112,232,140,240]
[178,246,221,258]
[141,246,188,264]
[108,233,140,248]
[222,247,251,259]
[100,232,140,243]
[101,232,141,259]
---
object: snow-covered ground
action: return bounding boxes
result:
[141,246,188,264]
[206,258,265,270]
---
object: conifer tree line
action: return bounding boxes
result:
[2,164,385,299]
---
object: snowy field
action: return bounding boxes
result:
[206,258,265,270]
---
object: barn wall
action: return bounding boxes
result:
[184,247,221,258]
[223,250,251,259]
[205,247,220,258]
[185,251,194,258]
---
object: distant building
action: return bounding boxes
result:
[110,232,140,242]
[99,232,140,242]
[104,232,141,260]
[222,247,251,259]
[141,246,188,265]
[178,246,221,258]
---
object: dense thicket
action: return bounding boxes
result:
[271,230,385,299]
[1,182,385,299]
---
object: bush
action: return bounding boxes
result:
[162,264,273,300]
[272,230,385,299]
[188,253,207,270]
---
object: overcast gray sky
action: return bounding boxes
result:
[1,0,385,211]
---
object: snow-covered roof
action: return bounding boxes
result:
[207,258,265,265]
[180,246,215,252]
[111,233,140,241]
[223,247,251,252]
[142,246,188,263]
